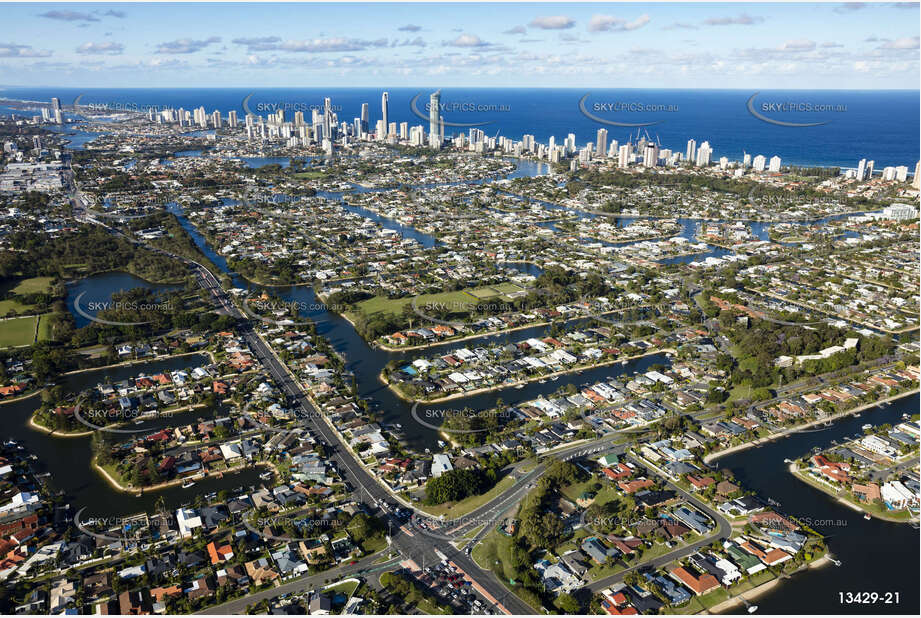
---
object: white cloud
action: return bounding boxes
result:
[76,41,124,55]
[278,38,387,52]
[781,39,816,51]
[703,13,765,26]
[156,37,221,54]
[529,16,575,30]
[445,34,491,48]
[588,14,650,33]
[0,42,52,58]
[880,36,919,49]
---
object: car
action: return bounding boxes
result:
[349,560,357,565]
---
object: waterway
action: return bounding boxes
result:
[0,353,265,519]
[715,393,920,615]
[65,271,183,328]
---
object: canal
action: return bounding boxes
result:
[714,393,919,615]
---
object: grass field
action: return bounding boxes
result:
[0,316,38,347]
[423,475,516,518]
[353,284,527,320]
[0,298,34,315]
[36,314,53,342]
[11,276,53,295]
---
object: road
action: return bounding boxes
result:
[196,553,402,614]
[586,453,733,592]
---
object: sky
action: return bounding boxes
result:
[0,2,919,89]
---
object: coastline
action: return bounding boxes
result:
[704,387,920,464]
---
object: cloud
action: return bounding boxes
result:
[278,38,388,52]
[76,41,124,55]
[834,2,866,12]
[156,37,221,54]
[820,41,844,48]
[529,16,575,30]
[703,13,765,26]
[0,42,52,58]
[588,14,650,32]
[444,34,491,48]
[781,39,816,51]
[880,36,920,49]
[504,25,527,35]
[39,10,99,22]
[101,9,126,18]
[398,24,421,32]
[396,37,426,47]
[664,22,698,30]
[231,36,282,52]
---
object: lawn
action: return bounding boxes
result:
[0,298,34,315]
[0,315,38,347]
[36,314,54,342]
[12,276,53,295]
[323,579,359,599]
[422,475,516,518]
[352,284,527,321]
[471,525,518,577]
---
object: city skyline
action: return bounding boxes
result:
[0,2,919,89]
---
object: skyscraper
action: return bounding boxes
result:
[323,97,332,140]
[768,156,781,172]
[856,159,867,181]
[429,90,441,147]
[51,97,61,112]
[695,141,712,167]
[643,143,658,168]
[596,128,608,158]
[686,139,696,165]
[360,103,369,133]
[381,92,389,140]
[913,161,921,189]
[618,144,630,168]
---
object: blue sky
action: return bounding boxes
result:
[1,2,918,88]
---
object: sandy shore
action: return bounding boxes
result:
[92,456,275,494]
[706,555,832,614]
[704,388,919,464]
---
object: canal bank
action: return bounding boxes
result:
[714,393,919,615]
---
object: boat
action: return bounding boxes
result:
[862,423,872,430]
[259,471,273,480]
[748,606,758,614]
[437,440,447,448]
[864,513,871,520]
[783,458,793,463]
[550,376,559,381]
[620,360,628,366]
[181,481,195,489]
[515,384,525,390]
[539,379,547,384]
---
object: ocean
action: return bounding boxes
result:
[1,87,918,170]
